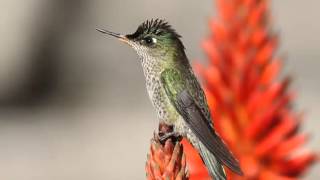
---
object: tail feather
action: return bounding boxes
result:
[175,90,242,175]
[198,142,226,180]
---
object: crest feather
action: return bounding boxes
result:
[127,19,181,39]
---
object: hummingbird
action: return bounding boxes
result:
[97,19,243,179]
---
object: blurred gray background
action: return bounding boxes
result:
[0,0,319,179]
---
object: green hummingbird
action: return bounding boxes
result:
[97,19,243,179]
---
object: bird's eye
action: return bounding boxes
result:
[143,37,157,46]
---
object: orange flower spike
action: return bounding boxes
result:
[146,138,188,180]
[184,0,317,179]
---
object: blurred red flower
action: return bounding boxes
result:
[146,0,317,179]
[187,0,317,179]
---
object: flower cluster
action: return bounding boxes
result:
[146,0,317,179]
[190,0,317,179]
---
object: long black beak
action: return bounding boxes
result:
[96,28,129,43]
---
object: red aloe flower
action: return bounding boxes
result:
[185,0,317,179]
[146,124,189,180]
[146,0,317,179]
[146,138,188,180]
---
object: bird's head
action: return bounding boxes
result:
[97,19,186,65]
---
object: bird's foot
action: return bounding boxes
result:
[158,131,182,144]
[157,123,182,145]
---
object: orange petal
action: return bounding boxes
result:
[260,169,297,180]
[254,114,298,157]
[216,0,235,22]
[246,82,287,117]
[219,114,238,144]
[259,58,282,86]
[272,134,308,160]
[240,155,260,178]
[203,87,218,115]
[247,1,267,27]
[276,153,317,176]
[254,36,277,66]
[251,26,268,47]
[209,20,228,43]
[205,65,222,87]
[245,93,293,139]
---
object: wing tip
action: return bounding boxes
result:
[227,161,244,176]
[220,149,244,176]
[210,133,244,176]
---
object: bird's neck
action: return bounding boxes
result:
[139,47,188,79]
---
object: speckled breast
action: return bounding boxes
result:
[145,75,179,125]
[137,49,180,125]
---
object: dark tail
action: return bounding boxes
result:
[198,142,226,180]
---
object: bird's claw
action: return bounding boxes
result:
[158,131,182,144]
[156,122,182,144]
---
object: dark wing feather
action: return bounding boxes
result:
[161,68,243,175]
[176,90,243,175]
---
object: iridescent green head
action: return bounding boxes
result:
[97,19,186,64]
